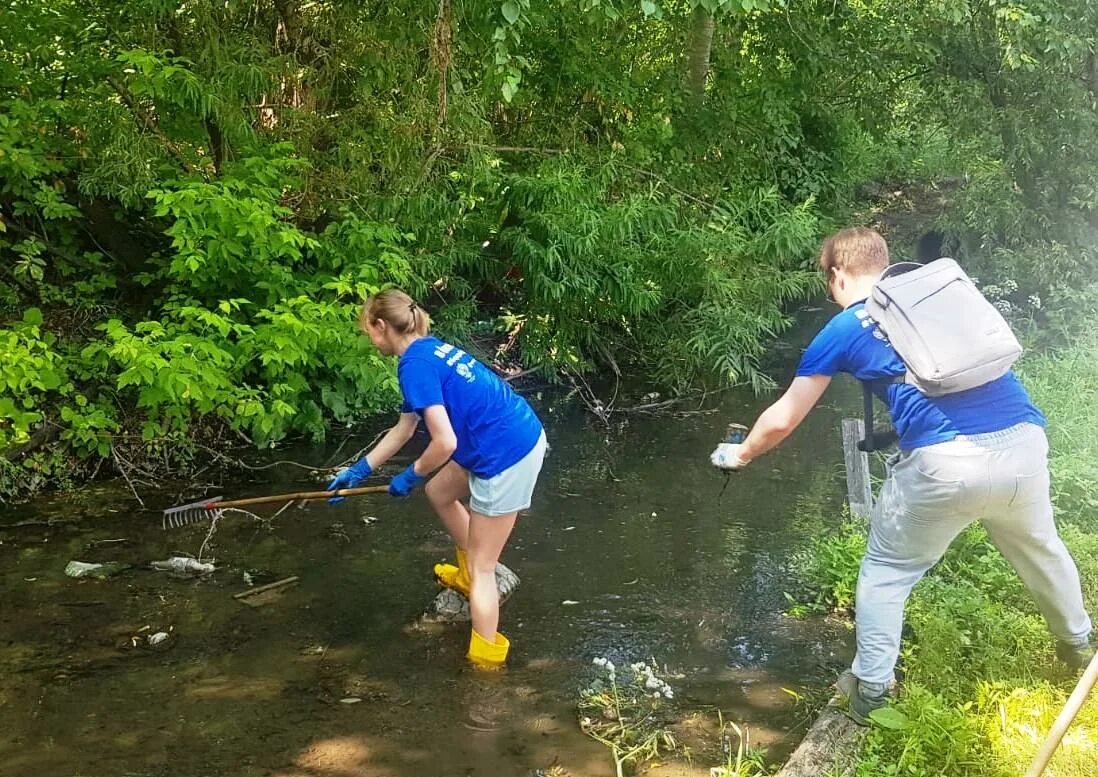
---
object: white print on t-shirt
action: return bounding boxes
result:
[455,360,475,382]
[855,308,890,343]
[433,342,477,384]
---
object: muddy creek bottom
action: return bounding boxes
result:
[0,392,856,776]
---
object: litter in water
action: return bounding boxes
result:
[64,560,131,579]
[150,556,216,578]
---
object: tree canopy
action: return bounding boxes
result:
[2,0,1096,495]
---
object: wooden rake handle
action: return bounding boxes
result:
[1024,648,1098,777]
[216,484,390,509]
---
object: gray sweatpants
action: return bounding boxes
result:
[852,422,1092,688]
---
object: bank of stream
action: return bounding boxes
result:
[0,314,870,777]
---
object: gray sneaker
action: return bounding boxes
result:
[835,671,888,726]
[1055,640,1095,672]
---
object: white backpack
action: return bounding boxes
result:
[867,258,1022,396]
[858,257,1022,451]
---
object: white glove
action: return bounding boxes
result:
[710,443,750,471]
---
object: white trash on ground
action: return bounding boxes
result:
[150,556,215,578]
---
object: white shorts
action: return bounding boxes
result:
[468,431,547,517]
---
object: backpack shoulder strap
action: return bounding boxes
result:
[860,380,877,452]
[857,379,901,453]
[878,261,926,281]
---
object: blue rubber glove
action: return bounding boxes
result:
[327,457,373,504]
[389,464,426,498]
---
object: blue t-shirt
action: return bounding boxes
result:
[796,302,1045,449]
[398,337,544,478]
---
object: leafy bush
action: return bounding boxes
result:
[855,685,992,777]
[1017,329,1098,522]
[0,308,68,443]
[496,159,821,387]
[786,517,865,616]
[3,0,1098,500]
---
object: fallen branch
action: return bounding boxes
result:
[566,368,612,425]
[192,443,324,474]
[233,575,300,600]
[111,446,146,508]
[500,366,541,383]
[332,427,392,470]
[0,518,77,530]
[2,423,59,462]
[459,142,567,155]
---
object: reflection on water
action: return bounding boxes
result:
[0,370,861,775]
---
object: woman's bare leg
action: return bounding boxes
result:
[466,509,518,638]
[424,460,471,548]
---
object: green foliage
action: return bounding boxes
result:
[81,154,411,446]
[1017,328,1098,518]
[486,159,820,386]
[786,516,865,616]
[709,715,770,777]
[855,685,992,777]
[0,308,70,449]
[2,0,1097,496]
[148,152,317,305]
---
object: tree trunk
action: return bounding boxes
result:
[205,117,224,175]
[685,6,715,106]
[1088,51,1098,99]
[272,0,301,54]
[272,0,318,116]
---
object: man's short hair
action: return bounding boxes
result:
[818,227,890,277]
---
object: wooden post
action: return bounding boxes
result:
[842,418,873,521]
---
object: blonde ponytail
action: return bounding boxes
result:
[360,289,431,337]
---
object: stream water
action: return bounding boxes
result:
[0,312,866,777]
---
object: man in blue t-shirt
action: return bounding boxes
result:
[709,227,1092,723]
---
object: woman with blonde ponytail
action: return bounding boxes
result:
[327,289,547,668]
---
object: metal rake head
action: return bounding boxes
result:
[162,496,224,530]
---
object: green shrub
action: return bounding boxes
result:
[856,684,993,777]
[786,517,865,616]
[0,308,70,450]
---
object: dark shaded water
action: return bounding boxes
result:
[0,320,865,777]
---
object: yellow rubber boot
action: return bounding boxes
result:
[467,629,510,669]
[433,547,471,597]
